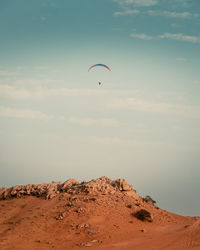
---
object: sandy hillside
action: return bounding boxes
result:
[0,176,200,250]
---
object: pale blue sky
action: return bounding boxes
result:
[0,0,200,215]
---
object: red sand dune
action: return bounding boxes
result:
[0,177,200,249]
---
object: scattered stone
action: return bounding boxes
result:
[77,223,89,229]
[80,242,92,247]
[66,202,73,207]
[76,207,85,213]
[87,227,99,234]
[90,239,98,243]
[55,212,66,220]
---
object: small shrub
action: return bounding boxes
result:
[143,195,156,205]
[89,197,96,201]
[21,203,27,209]
[126,204,132,208]
[7,221,14,225]
[132,209,152,222]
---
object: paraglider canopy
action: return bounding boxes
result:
[88,64,111,72]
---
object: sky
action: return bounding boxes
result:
[0,0,200,216]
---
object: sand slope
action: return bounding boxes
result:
[0,177,199,250]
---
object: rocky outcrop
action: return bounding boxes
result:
[0,176,138,200]
[115,178,133,191]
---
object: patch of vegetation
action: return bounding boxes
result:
[143,195,156,205]
[132,209,152,222]
[89,197,96,201]
[126,204,132,208]
[7,221,14,225]
[21,203,27,208]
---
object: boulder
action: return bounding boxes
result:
[115,178,133,191]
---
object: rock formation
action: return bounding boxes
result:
[0,176,139,200]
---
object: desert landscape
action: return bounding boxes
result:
[0,177,200,250]
[1,1,200,249]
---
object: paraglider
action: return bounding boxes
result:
[88,64,111,85]
[88,64,111,72]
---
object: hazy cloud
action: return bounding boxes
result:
[72,135,128,146]
[114,9,140,16]
[159,33,200,43]
[171,23,181,28]
[0,85,109,99]
[108,98,200,118]
[147,10,197,18]
[130,33,153,40]
[114,8,199,19]
[0,106,53,120]
[72,135,193,152]
[0,85,41,99]
[0,71,19,76]
[176,57,186,61]
[46,88,109,97]
[66,117,126,127]
[1,85,199,119]
[113,0,158,7]
[131,32,200,43]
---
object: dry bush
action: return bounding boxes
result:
[143,195,156,205]
[132,209,152,222]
